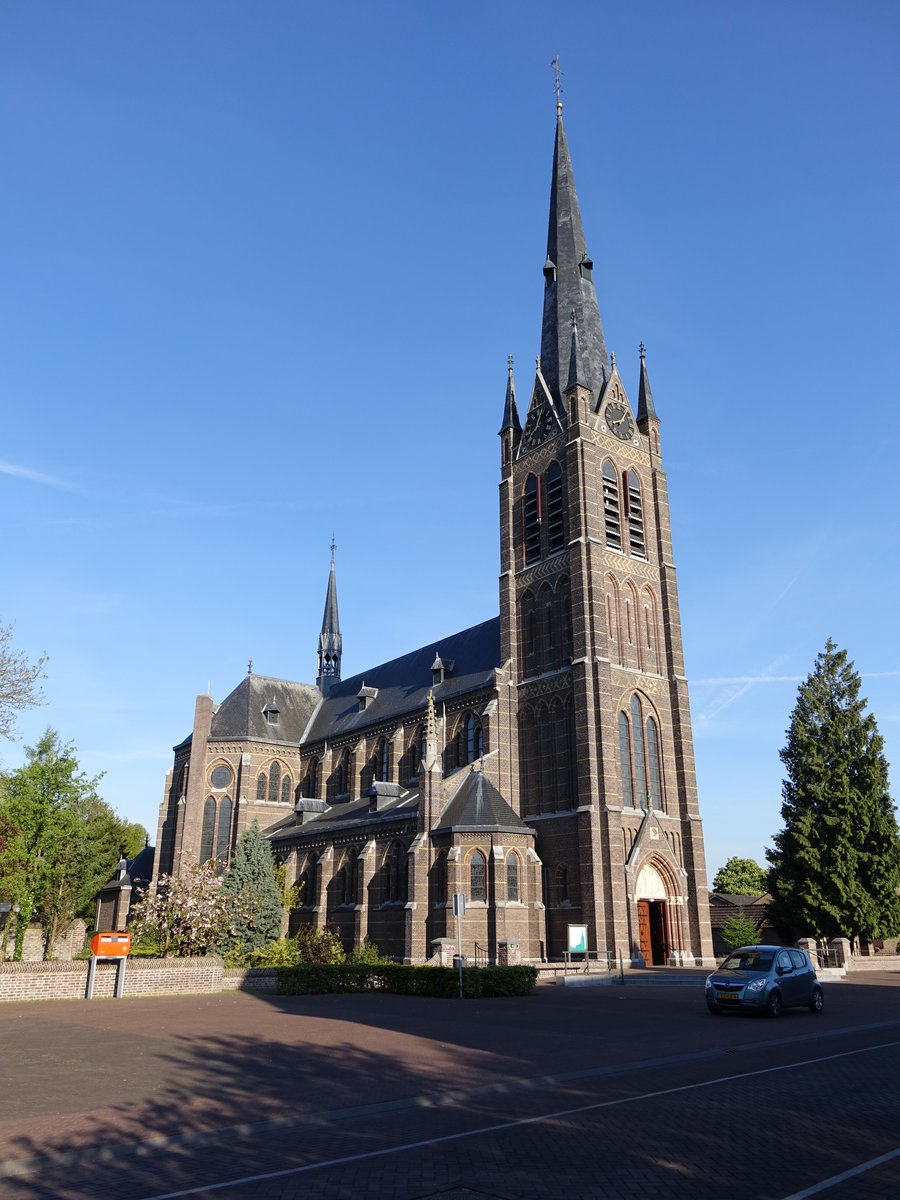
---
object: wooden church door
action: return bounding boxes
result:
[637,900,652,961]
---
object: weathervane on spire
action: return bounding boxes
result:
[551,54,563,111]
[330,534,336,558]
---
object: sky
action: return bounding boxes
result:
[2,2,899,882]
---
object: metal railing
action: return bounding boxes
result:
[562,948,617,976]
[473,942,490,968]
[816,945,843,969]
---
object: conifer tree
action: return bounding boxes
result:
[221,820,282,950]
[767,640,900,945]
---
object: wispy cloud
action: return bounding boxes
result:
[693,674,801,687]
[696,659,787,725]
[0,460,76,491]
[694,665,900,728]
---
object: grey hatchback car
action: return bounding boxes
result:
[705,945,824,1017]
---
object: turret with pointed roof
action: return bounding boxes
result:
[636,342,659,426]
[316,543,342,696]
[540,107,610,409]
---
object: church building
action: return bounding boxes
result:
[153,99,715,968]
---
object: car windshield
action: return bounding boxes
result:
[721,950,774,972]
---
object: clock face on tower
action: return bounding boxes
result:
[605,400,634,441]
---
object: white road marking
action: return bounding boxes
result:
[137,1038,900,1200]
[780,1146,900,1199]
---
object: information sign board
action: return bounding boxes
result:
[567,924,588,954]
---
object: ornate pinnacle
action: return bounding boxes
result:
[551,53,563,112]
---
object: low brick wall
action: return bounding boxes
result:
[0,956,226,1002]
[846,954,900,973]
[221,967,279,992]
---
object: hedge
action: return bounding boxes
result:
[276,963,537,998]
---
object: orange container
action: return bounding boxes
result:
[90,932,131,957]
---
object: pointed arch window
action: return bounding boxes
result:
[406,731,420,781]
[523,475,541,565]
[627,470,646,557]
[280,773,292,804]
[303,758,319,799]
[215,797,232,861]
[470,850,487,903]
[343,848,359,906]
[631,694,648,809]
[546,463,564,552]
[646,716,662,810]
[301,853,317,907]
[372,737,390,783]
[268,761,281,804]
[619,695,663,811]
[256,773,267,802]
[465,714,483,764]
[618,712,633,807]
[332,748,350,799]
[507,853,520,902]
[200,797,216,864]
[603,461,622,549]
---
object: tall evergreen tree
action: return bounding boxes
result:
[767,640,900,945]
[221,820,282,950]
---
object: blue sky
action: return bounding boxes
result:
[2,2,898,880]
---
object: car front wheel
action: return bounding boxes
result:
[766,989,782,1018]
[809,986,824,1014]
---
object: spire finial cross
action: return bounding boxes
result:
[639,341,646,362]
[551,54,563,112]
[330,534,336,558]
[248,657,253,675]
[508,353,514,375]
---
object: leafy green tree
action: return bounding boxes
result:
[720,915,763,950]
[0,621,47,743]
[767,640,900,945]
[711,857,768,895]
[221,820,282,951]
[0,729,147,959]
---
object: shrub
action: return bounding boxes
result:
[223,925,346,968]
[276,963,537,998]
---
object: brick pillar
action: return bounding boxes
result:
[405,832,430,963]
[313,845,334,930]
[173,694,214,877]
[355,837,377,950]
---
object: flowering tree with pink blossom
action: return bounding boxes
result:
[129,857,250,957]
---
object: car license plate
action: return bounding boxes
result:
[719,991,740,1002]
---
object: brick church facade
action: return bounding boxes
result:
[153,102,715,968]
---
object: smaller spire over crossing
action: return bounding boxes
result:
[317,543,342,696]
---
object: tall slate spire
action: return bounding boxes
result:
[316,541,342,696]
[540,110,610,409]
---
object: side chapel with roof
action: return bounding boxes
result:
[153,99,715,968]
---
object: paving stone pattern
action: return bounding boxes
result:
[0,979,899,1199]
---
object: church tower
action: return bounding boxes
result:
[500,99,714,966]
[316,543,342,696]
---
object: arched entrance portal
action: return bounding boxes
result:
[635,861,669,965]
